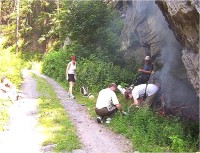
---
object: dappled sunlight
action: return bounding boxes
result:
[0,98,46,153]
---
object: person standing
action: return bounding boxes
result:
[134,56,154,86]
[66,55,76,99]
[95,83,127,124]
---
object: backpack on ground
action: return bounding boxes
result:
[80,86,89,96]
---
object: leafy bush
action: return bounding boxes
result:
[76,55,135,92]
[42,45,77,80]
[42,50,67,81]
[0,46,25,87]
[42,49,136,92]
[0,38,26,132]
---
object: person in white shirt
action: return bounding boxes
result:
[66,55,76,99]
[95,83,126,124]
[124,83,160,108]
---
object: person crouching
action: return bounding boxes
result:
[95,83,126,124]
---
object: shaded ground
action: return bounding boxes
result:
[0,70,133,153]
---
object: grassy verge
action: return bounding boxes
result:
[0,36,25,132]
[75,90,199,152]
[0,99,12,131]
[33,74,81,152]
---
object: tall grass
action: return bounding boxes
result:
[0,99,12,131]
[0,36,25,131]
[33,74,81,152]
[75,92,199,152]
[0,37,25,87]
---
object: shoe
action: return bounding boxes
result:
[96,117,103,124]
[70,93,75,99]
[66,94,71,99]
[106,117,111,124]
[67,93,75,99]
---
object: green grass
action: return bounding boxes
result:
[0,35,25,132]
[33,74,81,152]
[74,92,97,118]
[0,99,12,131]
[75,89,199,152]
[38,74,199,152]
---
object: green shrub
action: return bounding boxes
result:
[0,47,25,87]
[0,39,26,132]
[42,50,136,93]
[42,50,70,81]
[76,55,135,92]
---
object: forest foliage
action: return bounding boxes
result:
[0,0,199,152]
[1,0,136,89]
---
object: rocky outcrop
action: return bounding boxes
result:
[155,0,199,95]
[118,1,162,63]
[182,48,199,96]
[105,0,199,121]
[110,0,199,96]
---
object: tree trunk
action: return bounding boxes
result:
[0,0,2,25]
[56,0,60,39]
[15,0,19,52]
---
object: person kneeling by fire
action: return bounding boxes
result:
[124,82,161,110]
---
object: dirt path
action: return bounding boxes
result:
[0,70,133,153]
[0,69,45,153]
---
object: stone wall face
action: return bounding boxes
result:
[182,48,199,96]
[107,0,199,96]
[155,0,199,95]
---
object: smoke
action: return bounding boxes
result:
[124,0,199,118]
[149,1,199,118]
[152,3,197,97]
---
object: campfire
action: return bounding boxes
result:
[156,94,199,122]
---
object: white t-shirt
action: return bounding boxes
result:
[68,62,76,74]
[96,88,119,109]
[132,84,159,100]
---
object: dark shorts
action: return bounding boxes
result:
[95,106,118,118]
[68,74,75,82]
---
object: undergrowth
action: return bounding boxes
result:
[0,99,12,132]
[75,91,199,152]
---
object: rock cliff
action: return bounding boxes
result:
[155,0,199,96]
[110,0,199,97]
[108,0,199,119]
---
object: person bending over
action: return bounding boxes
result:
[124,83,160,109]
[95,83,127,124]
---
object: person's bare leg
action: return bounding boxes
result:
[69,82,75,98]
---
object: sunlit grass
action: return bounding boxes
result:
[0,36,24,132]
[39,73,199,152]
[33,74,81,152]
[0,99,12,132]
[74,92,97,118]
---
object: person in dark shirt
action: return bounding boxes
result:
[133,56,153,86]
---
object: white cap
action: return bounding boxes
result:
[117,85,126,95]
[145,56,150,60]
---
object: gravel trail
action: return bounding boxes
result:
[0,69,45,153]
[0,70,133,153]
